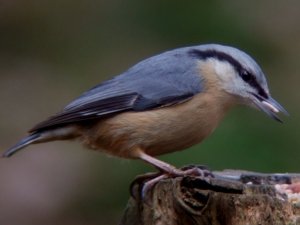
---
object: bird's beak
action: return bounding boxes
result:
[251,94,289,122]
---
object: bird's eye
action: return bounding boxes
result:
[240,70,253,82]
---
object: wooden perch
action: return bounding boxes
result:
[120,169,300,225]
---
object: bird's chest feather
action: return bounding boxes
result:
[82,92,233,158]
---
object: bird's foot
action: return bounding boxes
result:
[130,165,213,200]
[180,164,214,178]
[130,171,162,198]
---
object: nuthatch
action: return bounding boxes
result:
[3,44,288,177]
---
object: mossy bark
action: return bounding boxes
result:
[120,170,300,225]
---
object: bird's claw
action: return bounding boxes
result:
[180,164,214,178]
[130,171,162,199]
[130,165,213,200]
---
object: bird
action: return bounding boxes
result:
[2,44,288,177]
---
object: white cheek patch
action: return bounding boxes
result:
[206,58,255,99]
[210,59,243,93]
[213,60,235,82]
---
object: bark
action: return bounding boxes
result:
[120,169,300,225]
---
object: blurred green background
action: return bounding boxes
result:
[0,1,299,224]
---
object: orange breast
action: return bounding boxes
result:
[80,91,233,158]
[80,60,237,158]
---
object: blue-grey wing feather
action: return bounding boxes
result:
[30,47,203,132]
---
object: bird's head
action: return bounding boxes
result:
[189,44,288,122]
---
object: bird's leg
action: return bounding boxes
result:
[130,150,213,198]
[138,151,182,175]
[130,151,173,198]
[138,151,213,177]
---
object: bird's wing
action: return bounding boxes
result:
[30,48,203,132]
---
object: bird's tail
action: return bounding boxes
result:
[3,133,43,157]
[2,126,80,158]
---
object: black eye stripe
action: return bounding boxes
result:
[240,70,254,82]
[189,49,244,74]
[240,70,268,98]
[188,49,268,99]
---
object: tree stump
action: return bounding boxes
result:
[120,169,300,225]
